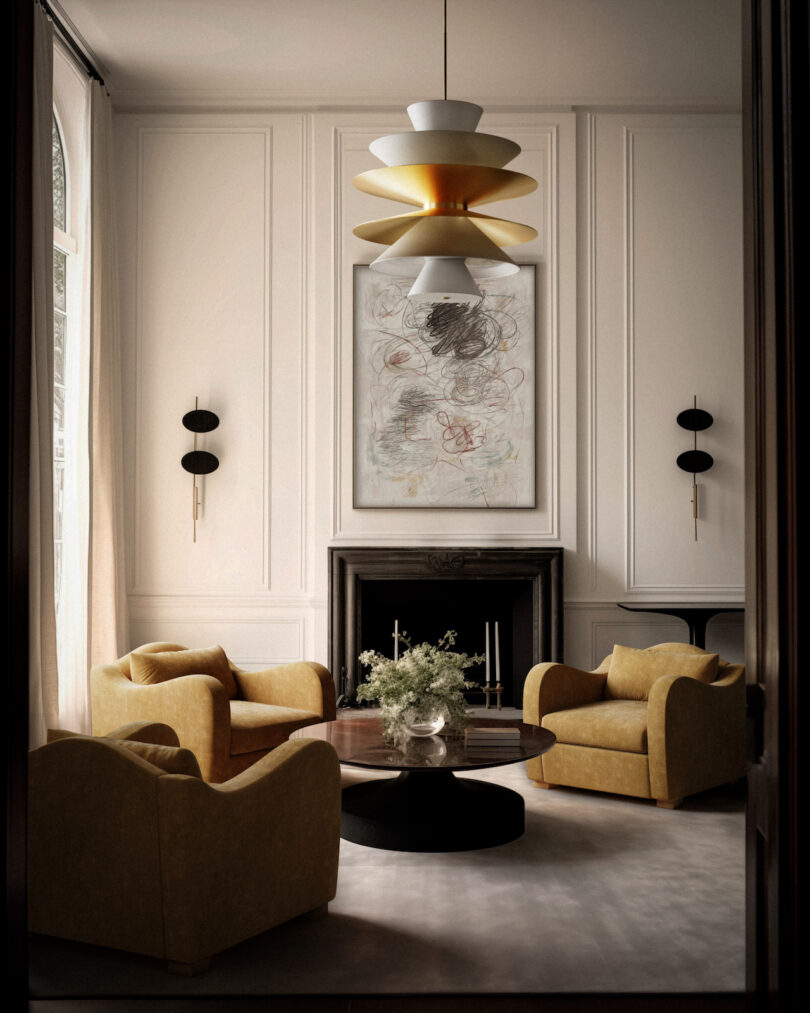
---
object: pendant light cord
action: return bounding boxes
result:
[443,0,448,100]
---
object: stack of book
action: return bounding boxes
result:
[464,726,521,749]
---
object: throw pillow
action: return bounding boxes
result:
[130,644,238,698]
[44,730,202,778]
[112,738,202,778]
[605,644,719,700]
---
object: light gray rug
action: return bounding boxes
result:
[29,714,745,998]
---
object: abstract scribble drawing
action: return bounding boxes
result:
[353,265,536,508]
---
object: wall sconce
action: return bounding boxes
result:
[676,395,713,541]
[181,397,219,542]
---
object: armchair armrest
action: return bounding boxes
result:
[47,720,181,747]
[91,664,232,782]
[522,662,608,726]
[155,738,341,966]
[233,661,336,721]
[647,668,746,802]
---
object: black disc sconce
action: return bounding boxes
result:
[676,395,713,540]
[181,398,219,542]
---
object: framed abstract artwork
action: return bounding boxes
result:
[353,265,536,508]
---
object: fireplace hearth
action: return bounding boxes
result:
[329,547,563,708]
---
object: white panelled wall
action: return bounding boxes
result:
[117,115,318,666]
[114,9,744,676]
[566,112,744,669]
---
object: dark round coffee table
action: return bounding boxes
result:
[292,717,556,852]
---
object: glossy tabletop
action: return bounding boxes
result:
[292,716,555,772]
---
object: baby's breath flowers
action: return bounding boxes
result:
[357,630,482,741]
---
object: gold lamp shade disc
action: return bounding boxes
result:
[352,163,537,209]
[353,207,537,247]
[368,216,519,273]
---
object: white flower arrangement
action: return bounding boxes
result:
[357,630,483,739]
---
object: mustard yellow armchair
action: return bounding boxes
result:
[523,642,746,808]
[28,722,341,973]
[91,642,336,782]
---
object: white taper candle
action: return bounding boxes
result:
[485,621,490,683]
[495,621,501,683]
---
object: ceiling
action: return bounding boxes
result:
[54,0,742,110]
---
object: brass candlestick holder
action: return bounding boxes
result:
[483,683,503,710]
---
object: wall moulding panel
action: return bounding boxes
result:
[127,594,327,615]
[623,118,744,594]
[316,113,576,545]
[127,594,327,666]
[127,617,307,669]
[576,112,744,605]
[115,114,308,600]
[563,602,744,671]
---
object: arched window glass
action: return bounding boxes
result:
[52,116,66,231]
[52,115,68,607]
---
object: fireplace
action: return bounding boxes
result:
[329,547,563,708]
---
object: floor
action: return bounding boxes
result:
[28,709,746,1000]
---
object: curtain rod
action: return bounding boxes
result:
[38,0,106,88]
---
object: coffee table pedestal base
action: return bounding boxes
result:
[341,769,525,852]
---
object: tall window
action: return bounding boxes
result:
[52,42,91,730]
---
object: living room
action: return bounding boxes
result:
[9,0,801,1009]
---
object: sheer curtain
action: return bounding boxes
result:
[30,23,128,744]
[29,2,57,747]
[88,81,129,669]
[55,72,128,733]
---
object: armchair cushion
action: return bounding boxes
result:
[542,699,649,754]
[114,739,202,777]
[130,645,238,699]
[46,726,203,777]
[604,643,719,701]
[229,701,322,755]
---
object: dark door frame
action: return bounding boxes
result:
[742,0,802,1005]
[6,0,801,1008]
[5,0,34,1005]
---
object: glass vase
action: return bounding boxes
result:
[403,711,445,737]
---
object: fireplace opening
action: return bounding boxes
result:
[329,547,564,710]
[360,578,533,707]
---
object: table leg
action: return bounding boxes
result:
[340,769,525,852]
[686,616,709,649]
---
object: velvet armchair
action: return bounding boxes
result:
[91,642,336,782]
[523,642,746,808]
[28,721,341,973]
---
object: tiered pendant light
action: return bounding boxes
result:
[353,10,538,305]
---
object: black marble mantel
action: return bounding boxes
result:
[329,546,564,707]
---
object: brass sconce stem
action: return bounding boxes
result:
[692,479,698,540]
[181,396,220,542]
[192,400,199,543]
